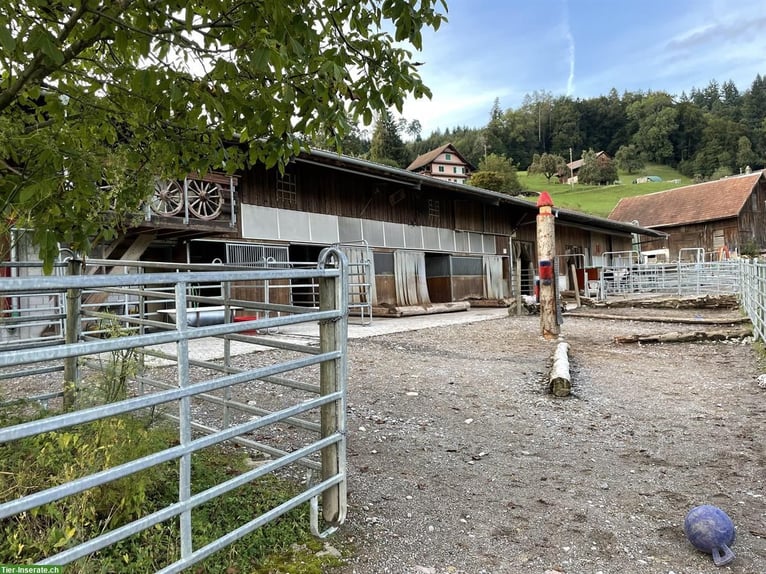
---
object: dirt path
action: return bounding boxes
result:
[334,308,766,574]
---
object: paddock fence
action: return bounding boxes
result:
[738,258,766,343]
[0,248,349,572]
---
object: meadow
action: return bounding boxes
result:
[517,163,692,217]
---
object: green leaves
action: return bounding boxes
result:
[1,0,447,269]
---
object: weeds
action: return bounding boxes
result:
[0,416,343,572]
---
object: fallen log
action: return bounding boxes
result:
[567,312,749,325]
[602,294,739,310]
[614,327,752,344]
[549,340,571,397]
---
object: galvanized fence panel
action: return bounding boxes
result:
[597,260,740,300]
[0,249,348,571]
[739,258,766,343]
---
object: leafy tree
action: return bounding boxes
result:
[614,144,644,174]
[671,101,707,168]
[692,116,744,176]
[577,149,618,185]
[468,171,506,192]
[0,0,447,269]
[627,92,678,163]
[528,153,567,183]
[736,136,759,171]
[482,98,506,159]
[549,96,583,157]
[470,153,521,194]
[369,109,408,167]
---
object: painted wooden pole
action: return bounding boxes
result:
[536,191,560,339]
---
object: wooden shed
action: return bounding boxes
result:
[609,170,766,260]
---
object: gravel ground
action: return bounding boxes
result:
[332,306,766,574]
[3,302,764,574]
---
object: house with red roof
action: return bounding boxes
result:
[406,143,475,184]
[608,170,766,259]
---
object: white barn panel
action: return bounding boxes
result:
[338,217,364,243]
[422,227,441,251]
[362,219,385,246]
[383,222,405,248]
[439,229,455,251]
[404,225,424,249]
[279,210,312,242]
[241,205,279,240]
[308,213,340,243]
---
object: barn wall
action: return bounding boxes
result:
[737,179,766,250]
[238,163,520,239]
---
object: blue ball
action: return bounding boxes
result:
[683,505,736,566]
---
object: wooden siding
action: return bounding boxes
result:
[637,179,766,258]
[238,163,517,238]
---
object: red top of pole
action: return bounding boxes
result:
[537,191,554,208]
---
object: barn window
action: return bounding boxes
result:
[428,199,440,222]
[276,172,297,207]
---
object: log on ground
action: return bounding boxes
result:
[601,294,738,310]
[614,327,752,344]
[566,311,750,325]
[549,340,571,397]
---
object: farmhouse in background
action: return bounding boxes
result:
[558,151,609,184]
[608,170,766,260]
[406,143,474,184]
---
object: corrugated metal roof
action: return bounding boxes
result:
[608,171,764,228]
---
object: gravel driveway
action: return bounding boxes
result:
[333,306,766,574]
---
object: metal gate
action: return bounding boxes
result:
[0,249,348,571]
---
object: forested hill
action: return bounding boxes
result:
[344,74,766,183]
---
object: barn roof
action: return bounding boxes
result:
[301,148,665,238]
[406,143,476,172]
[608,171,765,228]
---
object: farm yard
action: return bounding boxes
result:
[332,305,766,574]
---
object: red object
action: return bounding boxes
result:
[539,260,553,281]
[234,315,259,335]
[536,191,554,208]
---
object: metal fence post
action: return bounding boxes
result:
[174,281,193,559]
[63,258,83,410]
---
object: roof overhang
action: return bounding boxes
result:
[301,148,666,238]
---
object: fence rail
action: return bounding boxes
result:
[739,259,766,343]
[597,260,740,299]
[0,249,349,571]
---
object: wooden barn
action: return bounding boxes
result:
[609,170,766,260]
[92,148,662,315]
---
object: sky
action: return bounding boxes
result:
[400,0,766,137]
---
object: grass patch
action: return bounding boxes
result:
[518,164,691,217]
[0,413,344,573]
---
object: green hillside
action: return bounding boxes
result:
[517,164,692,218]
